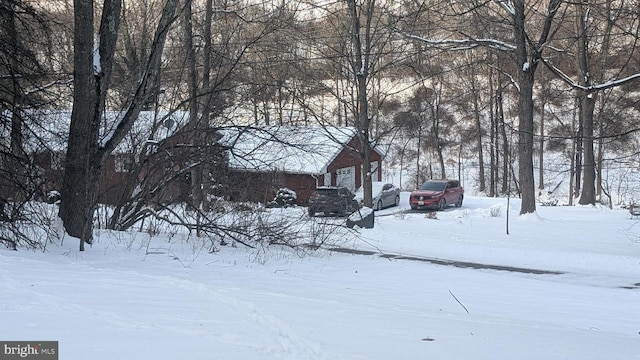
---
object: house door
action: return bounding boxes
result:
[336,166,356,192]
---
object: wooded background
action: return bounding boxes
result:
[2,0,640,249]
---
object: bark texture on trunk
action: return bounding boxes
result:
[512,0,561,214]
[60,0,179,250]
[513,1,536,215]
[59,0,99,250]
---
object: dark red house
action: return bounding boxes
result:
[28,109,384,207]
[30,110,189,206]
[221,126,385,205]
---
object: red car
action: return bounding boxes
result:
[410,179,464,211]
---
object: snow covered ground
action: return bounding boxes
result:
[2,195,639,359]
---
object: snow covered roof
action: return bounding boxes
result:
[1,109,188,154]
[219,126,368,175]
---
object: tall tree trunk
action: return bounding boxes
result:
[60,0,123,249]
[580,0,613,204]
[183,0,203,210]
[574,101,583,198]
[578,92,596,205]
[200,0,214,207]
[5,2,25,161]
[538,99,545,190]
[512,0,560,214]
[183,0,205,235]
[429,83,446,179]
[60,0,179,250]
[489,65,496,197]
[576,0,596,205]
[4,1,31,203]
[471,65,485,191]
[568,103,577,206]
[469,53,493,192]
[346,0,373,206]
[569,147,575,206]
[596,113,604,198]
[513,1,536,214]
[60,0,101,250]
[497,75,509,194]
[416,123,422,187]
[595,3,614,201]
[517,73,537,214]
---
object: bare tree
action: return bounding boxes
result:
[393,86,448,187]
[399,0,563,214]
[468,54,487,192]
[510,0,562,213]
[105,1,314,239]
[541,1,640,205]
[59,0,179,250]
[296,0,408,207]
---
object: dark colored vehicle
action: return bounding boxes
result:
[409,179,464,211]
[308,186,361,217]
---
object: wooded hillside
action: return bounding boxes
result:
[2,0,639,249]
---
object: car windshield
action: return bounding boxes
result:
[313,188,339,196]
[355,182,387,199]
[420,181,446,191]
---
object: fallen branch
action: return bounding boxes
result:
[449,290,469,314]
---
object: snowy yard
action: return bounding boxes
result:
[1,195,639,359]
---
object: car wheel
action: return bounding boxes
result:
[438,199,446,211]
[394,195,400,207]
[376,199,383,211]
[455,195,463,208]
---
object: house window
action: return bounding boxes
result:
[337,167,351,175]
[336,166,356,191]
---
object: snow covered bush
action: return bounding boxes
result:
[266,188,297,208]
[489,204,502,217]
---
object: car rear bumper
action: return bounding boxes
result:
[409,199,440,209]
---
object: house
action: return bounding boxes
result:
[6,108,384,208]
[24,110,189,205]
[220,126,385,205]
